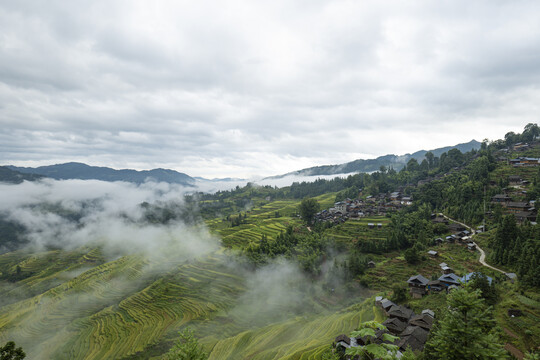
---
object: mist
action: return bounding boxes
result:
[0,178,360,359]
[0,178,218,259]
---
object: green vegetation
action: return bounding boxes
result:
[345,321,399,359]
[0,341,25,360]
[424,285,507,359]
[0,123,539,359]
[166,328,207,360]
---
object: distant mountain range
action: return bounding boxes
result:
[5,162,195,186]
[2,140,481,185]
[266,139,482,178]
[0,166,44,184]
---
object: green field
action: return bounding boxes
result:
[0,196,376,360]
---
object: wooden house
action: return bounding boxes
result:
[491,194,512,203]
[398,326,429,352]
[505,202,530,214]
[382,318,408,335]
[439,273,461,287]
[409,314,434,331]
[388,305,414,322]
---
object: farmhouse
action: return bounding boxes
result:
[448,223,466,233]
[388,305,414,322]
[382,317,408,335]
[505,202,531,213]
[409,313,434,331]
[397,326,429,352]
[439,273,461,287]
[491,194,512,203]
[508,175,522,185]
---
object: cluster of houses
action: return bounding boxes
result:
[491,177,537,223]
[334,300,435,357]
[406,269,493,299]
[314,192,413,224]
[430,215,477,249]
[509,157,540,167]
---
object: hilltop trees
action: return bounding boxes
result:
[299,198,320,224]
[424,285,507,360]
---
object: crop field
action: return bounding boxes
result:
[0,196,380,360]
[325,217,389,244]
[206,298,379,360]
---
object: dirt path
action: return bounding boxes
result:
[440,214,507,275]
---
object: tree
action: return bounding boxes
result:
[390,285,408,304]
[404,247,420,264]
[0,341,25,360]
[425,151,435,169]
[424,285,507,359]
[166,328,208,360]
[298,198,320,224]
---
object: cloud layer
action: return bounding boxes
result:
[1,1,538,177]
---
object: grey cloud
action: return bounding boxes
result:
[1,1,539,177]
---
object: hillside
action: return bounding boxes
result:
[6,162,195,186]
[267,139,481,178]
[0,166,43,184]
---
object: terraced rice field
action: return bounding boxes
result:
[206,299,381,360]
[0,197,375,359]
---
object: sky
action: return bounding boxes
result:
[0,1,538,179]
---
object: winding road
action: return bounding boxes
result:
[440,214,508,275]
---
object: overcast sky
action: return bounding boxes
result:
[0,1,538,178]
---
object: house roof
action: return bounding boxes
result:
[398,326,429,352]
[422,309,435,318]
[439,262,447,268]
[461,272,493,285]
[439,273,461,285]
[382,318,408,334]
[381,299,396,310]
[334,334,350,345]
[388,305,414,320]
[507,202,529,208]
[427,250,438,256]
[409,314,434,330]
[407,274,429,286]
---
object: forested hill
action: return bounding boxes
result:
[267,139,481,178]
[6,162,195,186]
[0,166,43,184]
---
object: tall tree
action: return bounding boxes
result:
[166,328,208,360]
[424,285,507,359]
[298,198,320,224]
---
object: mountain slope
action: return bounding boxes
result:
[6,162,195,186]
[267,139,481,178]
[0,166,44,184]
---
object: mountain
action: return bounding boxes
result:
[6,162,195,186]
[0,166,44,184]
[267,139,482,178]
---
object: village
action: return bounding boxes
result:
[313,191,413,224]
